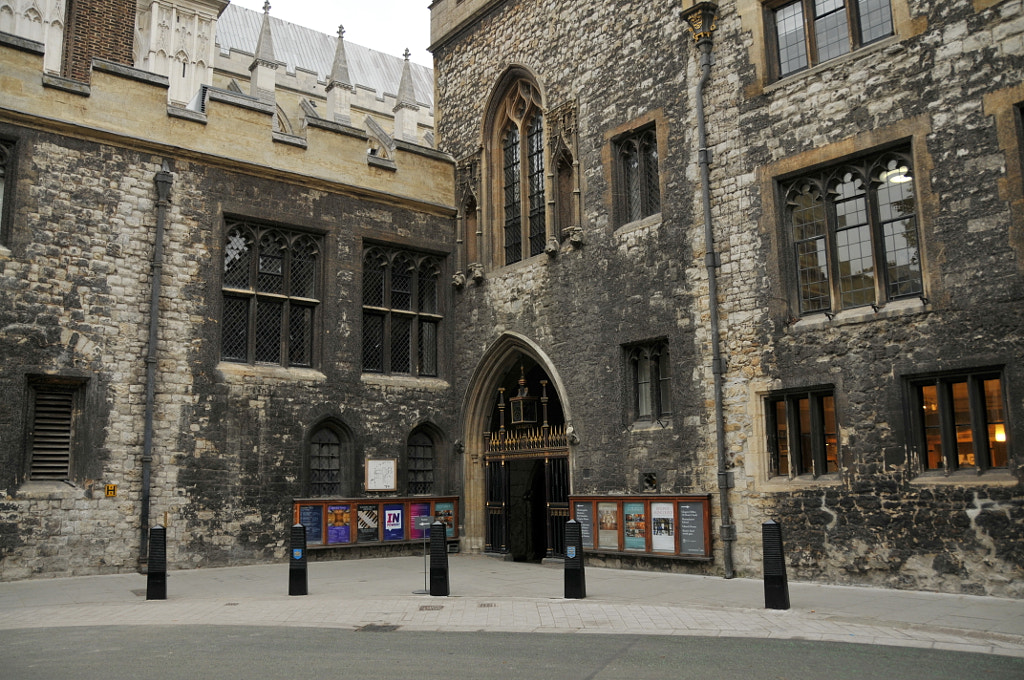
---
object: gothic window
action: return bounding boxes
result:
[627,341,671,423]
[766,387,838,478]
[0,138,13,244]
[221,221,322,367]
[781,147,921,316]
[407,430,434,495]
[906,370,1009,474]
[769,0,894,79]
[493,79,546,266]
[362,245,443,377]
[307,423,354,497]
[615,126,661,225]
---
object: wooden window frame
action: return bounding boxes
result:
[765,387,838,478]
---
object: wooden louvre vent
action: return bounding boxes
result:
[30,389,74,480]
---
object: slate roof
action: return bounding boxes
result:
[215,4,433,109]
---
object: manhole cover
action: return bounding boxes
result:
[479,603,498,608]
[419,605,444,611]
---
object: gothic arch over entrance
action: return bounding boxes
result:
[461,333,573,559]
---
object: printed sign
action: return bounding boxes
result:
[299,504,324,545]
[357,504,379,542]
[623,502,646,551]
[410,502,432,539]
[651,502,675,553]
[574,502,594,549]
[434,502,455,538]
[383,504,404,541]
[327,505,351,544]
[678,501,705,555]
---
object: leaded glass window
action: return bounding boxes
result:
[771,0,894,79]
[407,430,434,495]
[221,221,321,367]
[627,341,672,423]
[617,127,661,225]
[494,79,546,266]
[766,388,838,478]
[362,245,443,377]
[782,148,921,316]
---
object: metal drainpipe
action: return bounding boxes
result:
[141,160,173,569]
[692,21,735,579]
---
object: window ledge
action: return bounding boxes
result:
[909,470,1019,487]
[627,419,673,432]
[762,474,843,490]
[14,481,80,499]
[216,361,327,382]
[765,35,902,94]
[615,212,662,235]
[361,373,449,390]
[790,297,927,332]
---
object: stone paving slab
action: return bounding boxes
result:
[0,555,1022,658]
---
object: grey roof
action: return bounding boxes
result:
[215,4,433,109]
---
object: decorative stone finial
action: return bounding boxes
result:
[337,25,345,39]
[263,1,270,14]
[403,48,411,61]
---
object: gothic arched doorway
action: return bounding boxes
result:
[461,335,572,561]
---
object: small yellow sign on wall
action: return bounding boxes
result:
[104,484,117,497]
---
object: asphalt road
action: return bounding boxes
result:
[2,626,1023,680]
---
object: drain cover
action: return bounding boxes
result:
[356,624,400,632]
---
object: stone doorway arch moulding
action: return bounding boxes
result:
[459,332,574,553]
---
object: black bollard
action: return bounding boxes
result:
[564,519,586,599]
[289,523,308,596]
[762,519,790,610]
[428,520,449,596]
[146,525,167,601]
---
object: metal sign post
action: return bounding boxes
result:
[412,515,433,594]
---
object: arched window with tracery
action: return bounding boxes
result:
[307,422,354,497]
[407,429,435,495]
[491,78,546,266]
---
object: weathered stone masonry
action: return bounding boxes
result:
[433,0,1024,596]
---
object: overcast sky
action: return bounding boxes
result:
[229,0,433,67]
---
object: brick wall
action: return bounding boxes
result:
[63,0,135,82]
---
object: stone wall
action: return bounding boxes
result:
[432,0,1024,595]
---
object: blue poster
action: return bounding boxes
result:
[383,503,405,541]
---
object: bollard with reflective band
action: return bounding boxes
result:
[289,523,308,596]
[762,519,790,610]
[564,519,586,599]
[146,525,167,601]
[429,520,449,596]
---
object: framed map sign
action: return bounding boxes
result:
[365,459,397,491]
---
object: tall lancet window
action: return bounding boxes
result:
[492,78,546,266]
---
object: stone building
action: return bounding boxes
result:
[0,0,456,579]
[2,0,1023,599]
[430,0,1024,597]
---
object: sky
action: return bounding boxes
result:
[229,0,433,67]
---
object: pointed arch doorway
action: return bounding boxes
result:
[462,335,571,561]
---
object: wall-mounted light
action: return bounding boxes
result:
[880,165,911,184]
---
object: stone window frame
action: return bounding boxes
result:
[220,218,324,369]
[904,368,1010,478]
[737,0,920,95]
[305,420,357,498]
[494,79,546,267]
[625,339,672,426]
[981,84,1024,269]
[0,136,16,247]
[779,144,923,317]
[764,0,895,80]
[361,244,444,378]
[603,110,667,233]
[24,376,88,484]
[765,385,839,479]
[406,428,435,495]
[613,124,661,227]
